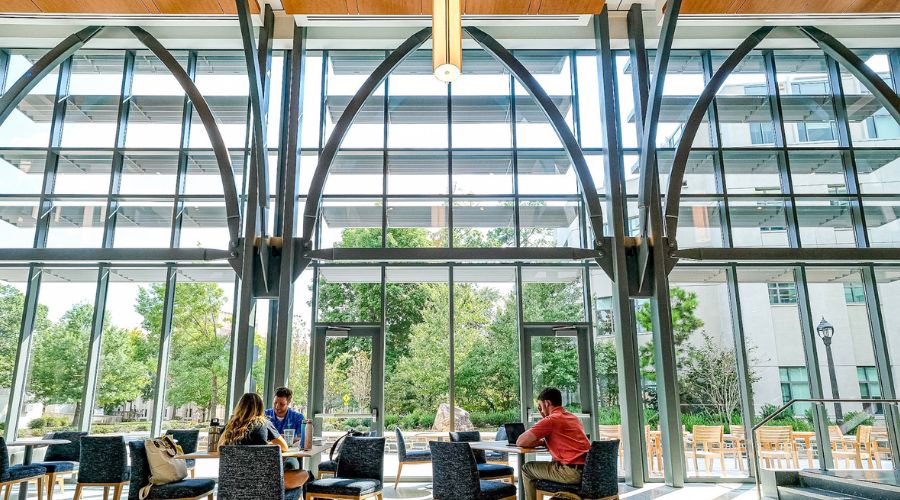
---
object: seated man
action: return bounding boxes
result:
[517,387,591,500]
[265,386,306,445]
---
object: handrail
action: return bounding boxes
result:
[750,398,900,496]
[751,398,900,434]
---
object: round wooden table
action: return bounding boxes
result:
[6,438,71,500]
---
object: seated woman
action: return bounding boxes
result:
[220,392,310,490]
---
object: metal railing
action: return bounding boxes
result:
[750,398,900,494]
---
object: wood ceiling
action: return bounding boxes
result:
[681,0,900,14]
[281,1,607,15]
[0,0,260,15]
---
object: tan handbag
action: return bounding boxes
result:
[139,436,188,500]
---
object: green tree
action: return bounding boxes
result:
[0,284,50,388]
[136,282,230,419]
[96,327,153,413]
[635,287,704,381]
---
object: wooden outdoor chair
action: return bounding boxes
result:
[685,425,727,473]
[598,425,623,469]
[831,425,873,469]
[869,426,891,469]
[755,426,798,469]
[724,425,747,471]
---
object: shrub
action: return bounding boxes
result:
[470,410,519,430]
[598,406,621,425]
[28,417,48,429]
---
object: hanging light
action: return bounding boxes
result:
[432,0,462,83]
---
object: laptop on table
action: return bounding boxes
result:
[503,423,526,445]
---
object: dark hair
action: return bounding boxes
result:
[274,387,293,401]
[537,387,563,407]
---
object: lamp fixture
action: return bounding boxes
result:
[816,317,834,340]
[433,0,462,83]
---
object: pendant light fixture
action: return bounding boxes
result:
[433,0,462,83]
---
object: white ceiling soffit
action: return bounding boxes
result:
[293,14,592,28]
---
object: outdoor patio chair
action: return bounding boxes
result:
[723,425,747,471]
[218,445,299,500]
[431,441,516,500]
[869,426,892,468]
[305,436,385,500]
[34,430,86,500]
[0,437,47,500]
[831,425,874,469]
[534,440,619,500]
[755,426,798,469]
[685,425,727,473]
[165,429,200,478]
[644,426,663,473]
[74,436,130,500]
[598,425,623,469]
[393,428,431,488]
[449,431,514,483]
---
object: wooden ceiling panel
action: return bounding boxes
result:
[682,0,900,13]
[30,0,154,14]
[355,0,423,15]
[462,0,538,15]
[280,0,349,14]
[0,0,40,13]
[537,0,604,14]
[215,0,261,14]
[151,0,223,14]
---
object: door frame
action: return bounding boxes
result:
[520,322,598,435]
[308,323,385,439]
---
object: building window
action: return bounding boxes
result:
[843,283,866,304]
[780,367,812,416]
[768,282,798,304]
[858,366,883,415]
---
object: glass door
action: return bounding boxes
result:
[521,323,597,436]
[309,323,384,449]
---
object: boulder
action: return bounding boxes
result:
[432,403,474,431]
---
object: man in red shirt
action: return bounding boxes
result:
[516,387,591,500]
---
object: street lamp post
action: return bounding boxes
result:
[816,317,843,423]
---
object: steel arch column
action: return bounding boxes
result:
[300,28,432,251]
[464,27,605,248]
[0,26,102,125]
[662,26,774,241]
[129,27,243,266]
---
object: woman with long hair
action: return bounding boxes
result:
[220,392,309,490]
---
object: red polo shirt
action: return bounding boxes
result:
[529,407,591,465]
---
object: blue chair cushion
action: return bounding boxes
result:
[305,478,382,496]
[284,486,302,500]
[479,479,518,500]
[34,461,78,473]
[402,450,431,462]
[477,463,514,479]
[534,479,581,495]
[142,479,216,499]
[3,464,47,482]
[318,459,337,472]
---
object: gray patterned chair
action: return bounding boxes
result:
[430,441,516,500]
[534,440,620,500]
[449,432,514,483]
[393,427,430,488]
[318,431,376,479]
[165,430,200,478]
[218,445,300,500]
[128,440,216,500]
[74,436,130,500]
[34,430,86,500]
[487,426,510,464]
[305,436,385,500]
[0,437,47,500]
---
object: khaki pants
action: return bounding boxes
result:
[522,461,583,500]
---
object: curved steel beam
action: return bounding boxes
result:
[465,26,605,247]
[663,26,774,240]
[0,26,102,125]
[301,27,432,244]
[800,26,900,125]
[129,27,242,255]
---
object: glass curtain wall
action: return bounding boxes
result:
[1,38,899,482]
